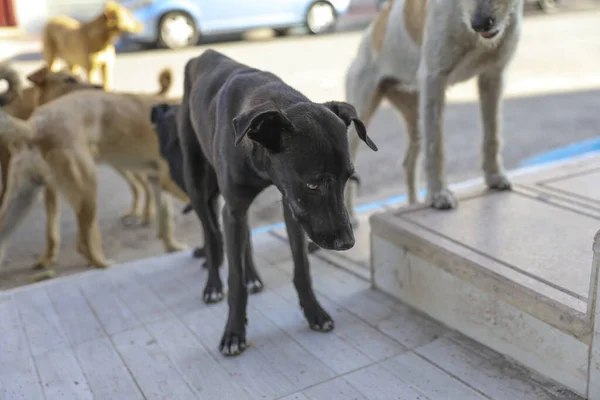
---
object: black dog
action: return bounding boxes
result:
[176,49,377,356]
[151,103,331,256]
[150,103,205,259]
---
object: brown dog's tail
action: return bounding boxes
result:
[156,68,173,96]
[0,62,22,107]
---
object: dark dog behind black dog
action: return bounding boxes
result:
[174,49,377,356]
[150,103,206,259]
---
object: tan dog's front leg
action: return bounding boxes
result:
[478,69,511,191]
[32,187,61,269]
[148,176,187,253]
[101,62,113,91]
[421,72,456,209]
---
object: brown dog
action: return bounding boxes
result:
[0,63,173,226]
[42,1,143,90]
[0,71,188,270]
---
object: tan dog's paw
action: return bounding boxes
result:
[140,211,156,226]
[31,257,54,270]
[92,259,113,269]
[166,241,188,253]
[120,212,143,228]
[486,173,512,191]
[429,188,458,210]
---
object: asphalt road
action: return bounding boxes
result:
[1,4,600,287]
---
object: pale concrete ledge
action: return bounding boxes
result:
[370,155,600,399]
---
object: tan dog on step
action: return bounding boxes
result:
[0,63,173,226]
[42,1,143,90]
[344,0,523,220]
[0,72,188,270]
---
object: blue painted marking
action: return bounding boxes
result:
[251,138,600,237]
[518,138,600,168]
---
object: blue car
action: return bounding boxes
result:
[118,0,352,49]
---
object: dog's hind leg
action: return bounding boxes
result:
[0,180,44,267]
[478,70,511,191]
[384,86,421,204]
[42,31,60,72]
[51,150,111,268]
[344,64,383,226]
[115,168,144,226]
[148,175,187,253]
[137,173,156,225]
[0,145,12,208]
[183,157,224,304]
[243,224,263,294]
[32,187,61,269]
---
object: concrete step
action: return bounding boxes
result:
[370,154,600,399]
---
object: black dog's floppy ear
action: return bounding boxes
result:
[232,102,294,152]
[323,101,378,152]
[151,103,172,124]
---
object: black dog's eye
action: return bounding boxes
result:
[306,183,319,190]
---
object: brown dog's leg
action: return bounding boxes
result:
[149,175,187,253]
[101,62,113,91]
[32,187,61,269]
[51,150,110,268]
[115,168,144,225]
[0,145,12,208]
[136,172,156,225]
[384,88,421,204]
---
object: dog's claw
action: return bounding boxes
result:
[246,278,264,294]
[305,306,335,332]
[203,286,224,304]
[486,173,512,191]
[429,189,458,210]
[219,332,247,356]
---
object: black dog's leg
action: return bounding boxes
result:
[220,204,249,356]
[244,225,264,293]
[179,120,224,303]
[282,203,334,332]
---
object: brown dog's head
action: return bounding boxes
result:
[26,67,103,107]
[104,1,144,34]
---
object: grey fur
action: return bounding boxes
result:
[345,0,523,215]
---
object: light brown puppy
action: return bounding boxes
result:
[0,64,174,226]
[42,1,143,90]
[0,72,189,270]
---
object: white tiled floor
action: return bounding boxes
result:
[0,228,582,400]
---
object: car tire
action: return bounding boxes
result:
[274,27,292,37]
[305,1,337,35]
[537,0,558,12]
[157,11,199,49]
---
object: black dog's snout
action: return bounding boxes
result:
[471,16,495,32]
[332,229,355,251]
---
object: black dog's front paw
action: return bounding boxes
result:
[219,330,247,356]
[203,284,224,304]
[304,306,335,332]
